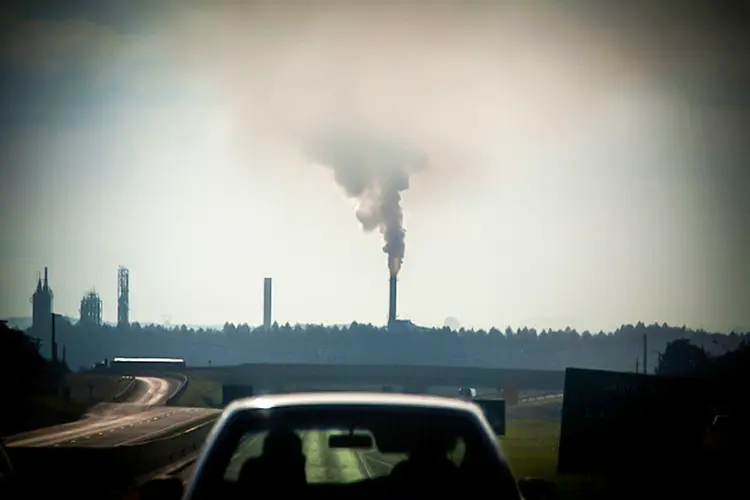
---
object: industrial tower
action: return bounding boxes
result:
[388,275,397,326]
[117,266,130,327]
[79,289,102,326]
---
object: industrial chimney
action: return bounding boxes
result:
[263,277,272,329]
[388,275,397,326]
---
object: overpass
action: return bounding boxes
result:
[182,363,565,393]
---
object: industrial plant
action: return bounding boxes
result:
[30,266,413,335]
[30,265,130,334]
[79,290,102,326]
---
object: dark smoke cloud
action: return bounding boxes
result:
[309,131,427,276]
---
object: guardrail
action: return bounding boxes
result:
[111,376,138,402]
[165,373,189,405]
[122,419,215,474]
[6,418,216,498]
[518,392,563,404]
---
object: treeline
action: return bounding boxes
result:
[26,319,747,374]
[656,337,750,381]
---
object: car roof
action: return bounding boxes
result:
[226,392,482,414]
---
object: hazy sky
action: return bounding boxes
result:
[1,1,748,332]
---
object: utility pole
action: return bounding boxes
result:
[642,333,648,374]
[51,312,58,364]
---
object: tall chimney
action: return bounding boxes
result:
[388,275,397,325]
[263,277,272,329]
[44,266,48,289]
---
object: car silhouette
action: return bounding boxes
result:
[141,392,556,500]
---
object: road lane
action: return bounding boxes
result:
[6,376,216,448]
[8,406,219,448]
[304,431,371,483]
[128,376,175,407]
[58,407,218,447]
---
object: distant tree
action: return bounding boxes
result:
[711,339,750,381]
[655,339,710,376]
[40,314,750,374]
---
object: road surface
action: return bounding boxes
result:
[6,376,219,448]
[126,376,174,407]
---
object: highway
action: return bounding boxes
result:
[6,376,219,448]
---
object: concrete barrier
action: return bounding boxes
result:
[121,419,215,476]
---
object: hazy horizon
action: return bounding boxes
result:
[1,2,748,333]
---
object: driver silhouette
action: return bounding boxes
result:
[239,429,306,489]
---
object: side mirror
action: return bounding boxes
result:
[518,477,559,500]
[137,476,184,500]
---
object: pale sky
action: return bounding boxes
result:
[1,1,748,332]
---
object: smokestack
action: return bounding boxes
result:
[388,275,397,325]
[263,278,272,329]
[44,266,48,289]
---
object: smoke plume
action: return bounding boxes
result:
[309,131,427,276]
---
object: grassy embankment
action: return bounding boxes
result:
[1,374,130,437]
[170,372,223,408]
[502,414,609,500]
[65,373,135,406]
[38,373,133,427]
[10,395,87,435]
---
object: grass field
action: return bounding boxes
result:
[501,405,610,500]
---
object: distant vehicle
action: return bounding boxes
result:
[458,387,477,400]
[140,393,556,499]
